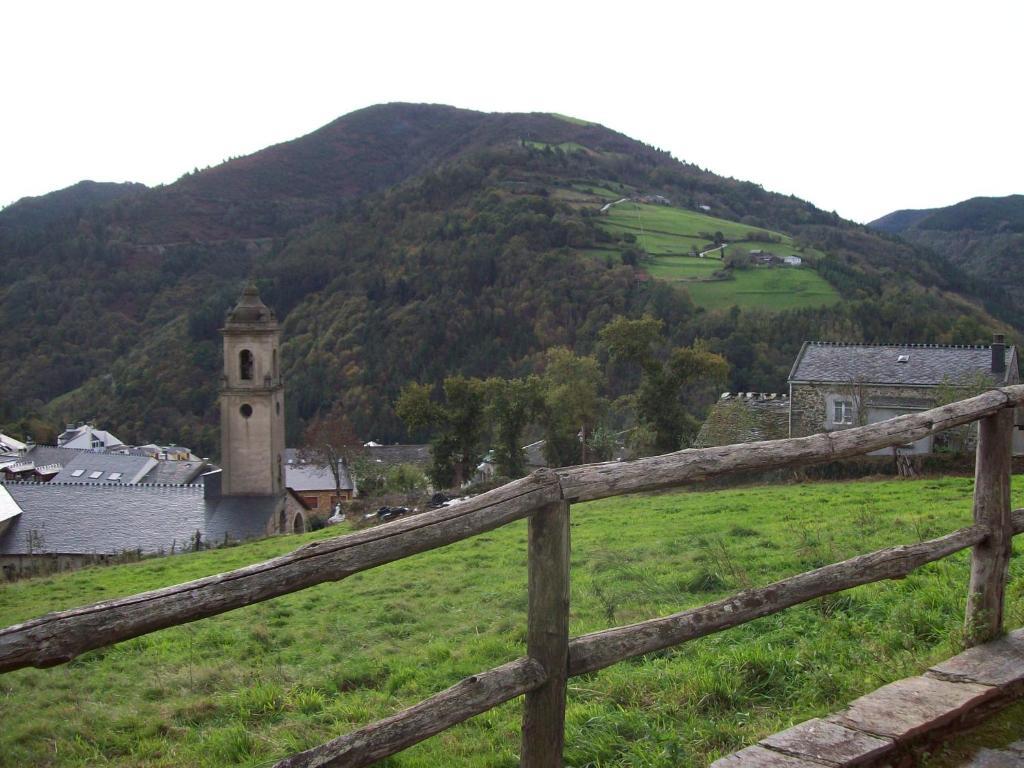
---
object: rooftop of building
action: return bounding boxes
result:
[788,341,1019,387]
[0,481,280,556]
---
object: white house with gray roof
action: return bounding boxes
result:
[57,423,124,451]
[788,336,1020,455]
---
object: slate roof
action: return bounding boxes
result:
[788,342,1019,386]
[51,452,157,485]
[285,462,354,492]
[3,445,90,468]
[694,394,790,448]
[0,482,280,556]
[142,460,210,485]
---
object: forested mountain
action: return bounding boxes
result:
[0,180,146,241]
[0,104,1018,457]
[870,195,1024,304]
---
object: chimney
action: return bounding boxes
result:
[992,333,1006,375]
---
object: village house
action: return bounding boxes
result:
[57,423,124,451]
[0,285,308,578]
[0,434,26,454]
[748,249,778,265]
[284,449,356,514]
[787,336,1021,454]
[695,336,1022,455]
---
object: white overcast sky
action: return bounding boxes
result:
[3,1,1021,223]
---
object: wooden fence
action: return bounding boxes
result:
[1,385,1023,767]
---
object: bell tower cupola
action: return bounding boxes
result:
[219,283,285,496]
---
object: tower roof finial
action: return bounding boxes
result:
[225,281,275,325]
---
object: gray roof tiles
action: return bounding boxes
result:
[51,452,157,485]
[285,462,354,492]
[142,460,210,485]
[788,342,1019,386]
[0,482,280,555]
[2,445,91,468]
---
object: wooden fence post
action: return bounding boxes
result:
[521,499,570,768]
[965,407,1014,646]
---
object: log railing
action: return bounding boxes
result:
[2,385,1022,767]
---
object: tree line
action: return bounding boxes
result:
[393,316,727,488]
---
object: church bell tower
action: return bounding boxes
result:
[219,283,285,496]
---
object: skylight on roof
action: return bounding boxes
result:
[89,471,103,479]
[108,472,123,480]
[71,469,85,477]
[897,354,910,363]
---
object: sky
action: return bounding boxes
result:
[3,1,1021,224]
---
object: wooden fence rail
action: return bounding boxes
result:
[1,384,1022,767]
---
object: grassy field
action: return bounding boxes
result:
[2,476,1023,767]
[589,202,840,311]
[646,256,725,281]
[686,267,842,311]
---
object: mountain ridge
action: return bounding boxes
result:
[868,194,1024,306]
[0,104,1017,455]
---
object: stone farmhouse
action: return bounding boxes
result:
[0,285,310,578]
[697,336,1023,455]
[788,337,1021,454]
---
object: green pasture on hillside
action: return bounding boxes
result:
[602,203,785,245]
[2,476,1022,767]
[646,255,726,280]
[685,267,842,311]
[590,202,840,311]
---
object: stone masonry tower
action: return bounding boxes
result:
[219,283,285,496]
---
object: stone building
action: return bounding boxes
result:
[219,283,286,497]
[787,337,1020,454]
[284,449,356,514]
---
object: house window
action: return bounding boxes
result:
[239,349,254,380]
[834,399,855,425]
[303,496,319,508]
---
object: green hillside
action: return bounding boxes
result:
[586,200,840,311]
[1,476,1022,767]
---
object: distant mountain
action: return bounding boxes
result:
[0,104,1017,457]
[869,195,1024,302]
[868,207,936,234]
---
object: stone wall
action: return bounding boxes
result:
[790,383,938,437]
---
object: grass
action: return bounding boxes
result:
[686,267,842,311]
[645,255,725,280]
[590,202,839,311]
[548,113,594,126]
[2,476,1023,766]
